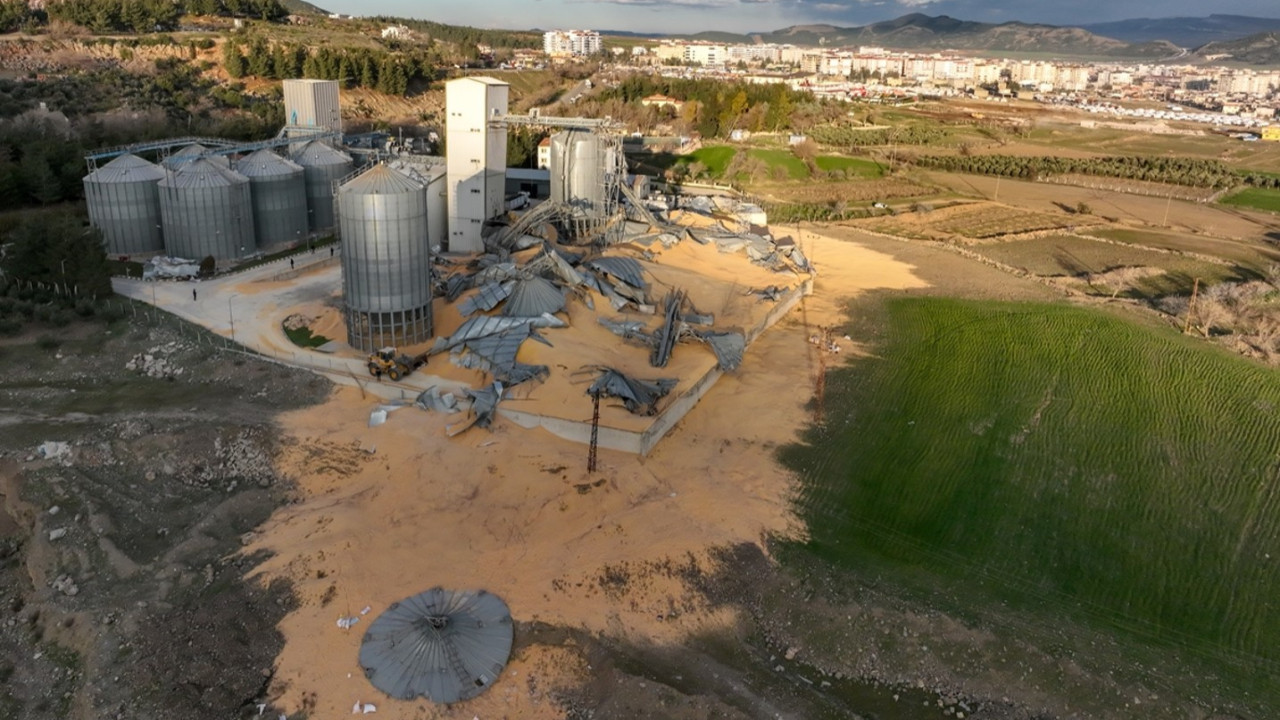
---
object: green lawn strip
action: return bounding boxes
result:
[1220,187,1280,213]
[283,324,330,348]
[781,298,1280,685]
[747,148,809,179]
[814,155,884,178]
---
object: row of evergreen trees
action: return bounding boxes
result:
[223,39,428,96]
[910,153,1254,189]
[42,0,284,33]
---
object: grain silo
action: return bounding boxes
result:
[235,149,309,249]
[293,140,354,232]
[550,130,622,243]
[82,153,166,256]
[158,158,255,261]
[337,164,432,351]
[163,143,230,170]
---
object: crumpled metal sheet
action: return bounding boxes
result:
[502,276,565,317]
[414,386,462,414]
[357,587,512,703]
[524,247,584,287]
[585,256,646,292]
[650,290,684,368]
[697,330,746,372]
[465,382,505,429]
[598,317,650,341]
[472,261,518,286]
[432,313,567,354]
[588,368,678,416]
[450,325,549,385]
[457,281,514,317]
[444,274,471,302]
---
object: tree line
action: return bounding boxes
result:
[223,39,432,97]
[367,17,541,51]
[36,0,285,33]
[911,153,1254,189]
[808,124,949,147]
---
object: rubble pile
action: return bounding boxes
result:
[125,342,190,379]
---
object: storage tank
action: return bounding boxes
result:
[550,130,606,217]
[337,164,432,351]
[293,140,354,232]
[163,143,230,170]
[158,158,255,261]
[236,149,309,249]
[83,153,166,256]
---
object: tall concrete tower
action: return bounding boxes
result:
[283,79,342,136]
[445,77,509,254]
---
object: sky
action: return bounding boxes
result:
[325,0,1280,34]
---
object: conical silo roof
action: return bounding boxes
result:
[358,587,513,704]
[160,157,249,189]
[339,163,423,195]
[293,139,352,167]
[85,153,166,184]
[164,143,230,169]
[235,148,303,177]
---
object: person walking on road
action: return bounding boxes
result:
[290,258,295,270]
[192,288,197,302]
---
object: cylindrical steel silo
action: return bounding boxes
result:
[236,149,309,250]
[337,164,432,352]
[550,130,606,217]
[293,140,354,232]
[158,158,255,261]
[83,153,166,257]
[163,143,230,170]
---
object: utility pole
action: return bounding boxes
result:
[587,392,601,473]
[1163,193,1173,227]
[1183,278,1200,335]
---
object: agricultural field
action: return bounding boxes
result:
[1221,187,1280,213]
[971,235,1243,297]
[782,298,1280,706]
[859,201,1096,241]
[747,148,809,180]
[813,154,884,178]
[1084,227,1280,268]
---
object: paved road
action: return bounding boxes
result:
[112,252,469,403]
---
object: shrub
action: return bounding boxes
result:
[47,309,74,328]
[36,334,60,350]
[199,256,216,277]
[0,318,22,336]
[75,299,95,318]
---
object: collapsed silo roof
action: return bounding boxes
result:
[164,143,230,169]
[358,587,513,704]
[235,148,303,177]
[85,153,166,183]
[339,163,424,194]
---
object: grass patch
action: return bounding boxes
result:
[747,148,809,180]
[1220,187,1280,213]
[814,155,884,178]
[782,298,1280,691]
[283,324,330,349]
[683,145,736,176]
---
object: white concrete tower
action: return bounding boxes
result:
[283,79,342,135]
[445,76,509,254]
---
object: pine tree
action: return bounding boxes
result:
[222,40,246,79]
[246,37,271,78]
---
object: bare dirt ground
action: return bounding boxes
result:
[0,313,330,720]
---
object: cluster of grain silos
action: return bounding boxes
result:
[337,163,434,352]
[84,141,355,262]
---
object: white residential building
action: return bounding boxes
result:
[543,30,601,57]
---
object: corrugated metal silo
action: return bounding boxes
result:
[83,153,166,256]
[550,130,606,217]
[158,158,255,261]
[236,149,309,249]
[163,143,230,169]
[293,140,354,232]
[338,164,433,351]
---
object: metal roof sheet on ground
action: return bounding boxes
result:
[457,281,514,317]
[588,368,678,416]
[292,139,353,166]
[339,163,424,194]
[159,158,249,188]
[432,314,567,353]
[698,331,746,372]
[358,587,512,704]
[502,276,565,317]
[585,256,646,291]
[235,148,304,177]
[85,153,166,183]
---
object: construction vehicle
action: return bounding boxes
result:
[366,347,428,382]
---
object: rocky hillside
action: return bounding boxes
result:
[1196,31,1280,65]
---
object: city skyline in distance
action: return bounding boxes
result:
[323,1,1280,36]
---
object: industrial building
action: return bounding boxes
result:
[86,75,653,354]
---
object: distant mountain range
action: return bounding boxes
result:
[1079,14,1280,48]
[671,14,1177,58]
[1195,31,1280,65]
[600,13,1280,63]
